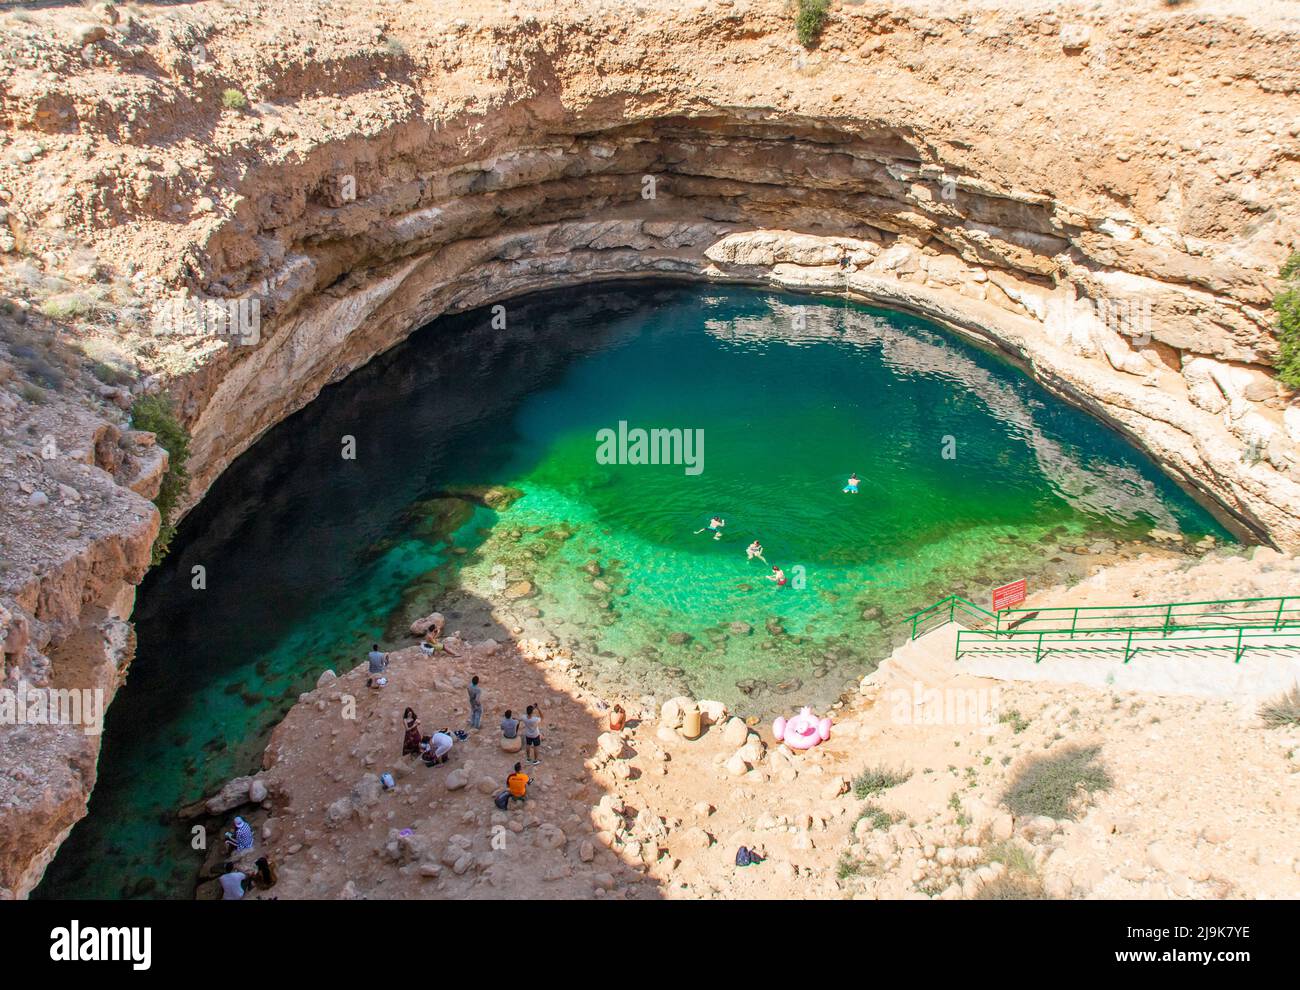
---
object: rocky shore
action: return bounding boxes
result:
[197,546,1300,900]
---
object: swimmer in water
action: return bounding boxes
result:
[695,516,726,540]
[746,540,766,563]
[843,473,861,494]
[767,565,787,588]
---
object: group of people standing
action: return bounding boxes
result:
[399,673,544,769]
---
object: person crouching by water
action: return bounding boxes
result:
[768,565,787,588]
[402,707,422,756]
[223,815,254,855]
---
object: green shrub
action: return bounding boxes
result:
[1002,744,1112,820]
[853,764,912,799]
[1259,684,1300,727]
[999,708,1030,733]
[795,0,831,49]
[221,88,248,111]
[1274,251,1300,389]
[89,360,133,387]
[836,852,862,879]
[40,293,93,320]
[19,381,46,404]
[984,838,1036,876]
[130,393,191,565]
[854,803,902,831]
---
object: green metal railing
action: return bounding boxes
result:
[992,594,1299,636]
[904,591,1300,666]
[906,595,994,640]
[956,624,1300,665]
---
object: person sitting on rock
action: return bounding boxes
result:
[367,643,389,675]
[223,815,254,854]
[500,709,523,753]
[501,709,521,739]
[506,762,529,805]
[402,708,422,756]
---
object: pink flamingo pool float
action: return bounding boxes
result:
[773,707,832,750]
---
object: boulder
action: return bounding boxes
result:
[723,752,750,777]
[538,824,567,850]
[350,774,383,808]
[721,717,750,749]
[325,797,353,828]
[697,700,728,726]
[660,696,696,728]
[203,776,253,816]
[680,827,713,850]
[410,612,445,637]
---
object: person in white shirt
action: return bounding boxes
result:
[219,865,247,900]
[523,704,543,765]
[425,728,454,765]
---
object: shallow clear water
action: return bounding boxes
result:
[36,283,1233,899]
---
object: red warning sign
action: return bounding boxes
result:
[992,579,1027,612]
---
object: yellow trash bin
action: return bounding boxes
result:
[681,707,702,740]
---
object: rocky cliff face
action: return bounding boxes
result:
[0,0,1298,895]
[0,379,164,898]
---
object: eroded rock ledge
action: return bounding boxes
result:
[1,0,1298,896]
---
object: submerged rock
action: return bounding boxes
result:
[436,484,525,511]
[503,581,535,600]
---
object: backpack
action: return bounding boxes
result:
[494,791,510,811]
[735,846,752,867]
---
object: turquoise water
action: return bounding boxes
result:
[36,283,1233,899]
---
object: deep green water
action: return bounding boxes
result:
[36,283,1232,899]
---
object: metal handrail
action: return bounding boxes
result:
[907,590,1300,664]
[956,624,1300,665]
[993,594,1298,635]
[905,595,995,639]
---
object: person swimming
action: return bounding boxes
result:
[695,516,726,540]
[843,473,861,494]
[768,565,787,588]
[746,540,766,563]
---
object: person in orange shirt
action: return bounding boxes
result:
[506,762,529,805]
